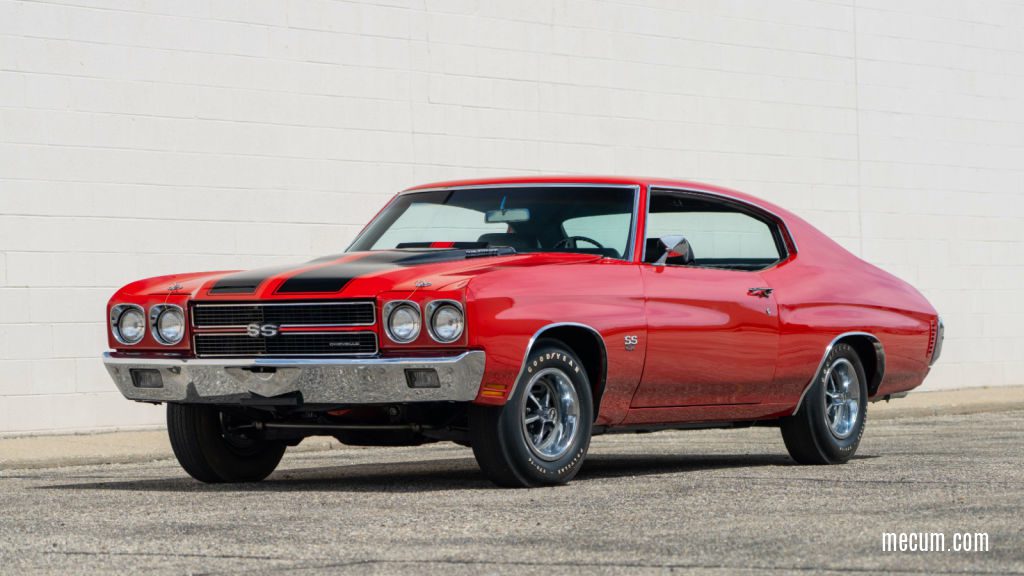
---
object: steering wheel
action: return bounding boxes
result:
[553,235,605,250]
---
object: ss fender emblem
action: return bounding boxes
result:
[624,335,638,351]
[247,323,280,338]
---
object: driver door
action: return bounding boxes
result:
[631,189,782,407]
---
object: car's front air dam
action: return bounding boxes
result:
[102,351,486,404]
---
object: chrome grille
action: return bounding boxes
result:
[192,301,375,328]
[194,332,378,357]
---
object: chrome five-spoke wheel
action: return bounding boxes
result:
[520,367,580,461]
[823,357,861,439]
[469,342,593,486]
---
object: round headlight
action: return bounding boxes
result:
[152,305,185,345]
[386,303,421,343]
[429,303,464,343]
[113,305,146,345]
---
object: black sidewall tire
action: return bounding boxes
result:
[782,343,868,464]
[811,345,868,462]
[471,342,593,487]
[167,404,286,483]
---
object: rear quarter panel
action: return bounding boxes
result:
[763,219,937,411]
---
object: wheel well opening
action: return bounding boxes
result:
[838,335,885,396]
[535,326,607,419]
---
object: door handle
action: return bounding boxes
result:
[747,287,773,298]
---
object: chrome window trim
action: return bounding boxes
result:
[424,299,466,344]
[149,304,185,345]
[791,331,886,416]
[382,300,422,344]
[192,331,379,358]
[351,183,643,263]
[641,185,799,269]
[110,303,146,346]
[190,301,376,329]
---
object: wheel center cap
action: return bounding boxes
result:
[545,407,557,421]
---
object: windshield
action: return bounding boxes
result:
[349,186,637,259]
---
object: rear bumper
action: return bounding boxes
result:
[103,351,486,405]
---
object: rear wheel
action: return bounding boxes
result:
[167,404,286,483]
[470,341,593,487]
[780,342,868,464]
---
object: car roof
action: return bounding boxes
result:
[403,175,766,207]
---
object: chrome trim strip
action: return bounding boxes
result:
[193,301,376,307]
[627,185,640,262]
[149,304,185,345]
[405,182,642,193]
[641,185,799,266]
[372,183,643,263]
[791,331,885,416]
[192,331,379,358]
[424,299,466,344]
[506,321,606,399]
[195,324,375,331]
[929,316,944,367]
[110,304,145,346]
[103,350,486,405]
[382,300,421,344]
[103,350,472,367]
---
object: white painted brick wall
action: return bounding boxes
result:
[1,0,1021,434]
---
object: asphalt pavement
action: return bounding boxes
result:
[1,409,1022,575]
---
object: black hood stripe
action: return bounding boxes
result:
[208,264,300,295]
[276,249,508,294]
[276,252,411,294]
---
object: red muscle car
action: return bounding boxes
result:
[103,176,943,487]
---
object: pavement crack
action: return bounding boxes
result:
[47,550,284,561]
[208,557,1024,576]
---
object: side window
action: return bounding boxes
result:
[562,213,632,259]
[644,191,783,270]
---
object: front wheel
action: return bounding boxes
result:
[469,341,593,487]
[780,342,868,464]
[167,404,286,483]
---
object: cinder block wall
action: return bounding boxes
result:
[1,0,1021,434]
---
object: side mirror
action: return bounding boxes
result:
[654,235,694,266]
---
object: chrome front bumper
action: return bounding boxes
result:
[103,351,486,405]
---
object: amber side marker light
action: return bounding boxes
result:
[480,383,507,398]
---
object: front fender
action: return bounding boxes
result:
[465,261,645,426]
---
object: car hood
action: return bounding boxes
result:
[116,250,605,300]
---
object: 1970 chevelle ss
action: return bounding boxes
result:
[104,176,944,487]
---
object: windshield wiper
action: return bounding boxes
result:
[464,247,517,258]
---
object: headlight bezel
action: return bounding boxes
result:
[150,304,186,345]
[110,303,146,346]
[383,300,422,344]
[425,300,465,343]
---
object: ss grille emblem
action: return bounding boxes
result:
[247,323,279,338]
